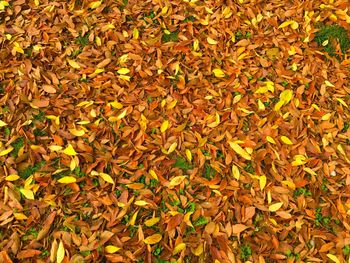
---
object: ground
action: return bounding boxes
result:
[0,0,350,262]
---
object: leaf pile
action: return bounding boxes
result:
[0,0,350,262]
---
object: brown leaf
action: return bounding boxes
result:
[42,84,57,94]
[31,99,49,108]
[231,224,249,234]
[36,211,56,241]
[17,249,41,259]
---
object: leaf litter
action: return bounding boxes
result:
[0,0,350,262]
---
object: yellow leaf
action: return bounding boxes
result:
[94,68,104,74]
[233,94,242,104]
[14,212,28,220]
[231,164,240,180]
[213,68,225,78]
[278,21,293,28]
[118,54,129,64]
[325,80,335,87]
[0,1,9,10]
[321,113,331,121]
[327,254,340,263]
[311,104,320,111]
[258,100,265,111]
[68,158,75,172]
[133,28,139,39]
[193,39,199,51]
[134,200,149,206]
[129,210,138,226]
[117,68,130,75]
[167,99,178,109]
[281,180,296,190]
[259,175,267,191]
[149,169,158,180]
[280,89,293,103]
[49,145,63,152]
[288,46,297,56]
[173,243,186,255]
[109,101,123,109]
[161,120,169,133]
[20,189,34,200]
[192,243,203,256]
[5,174,20,181]
[207,37,218,45]
[0,120,7,126]
[143,234,162,245]
[63,144,77,156]
[95,36,102,46]
[167,142,177,154]
[290,21,299,29]
[304,167,317,176]
[291,155,307,166]
[56,240,65,263]
[99,173,114,184]
[274,100,285,111]
[269,202,283,212]
[67,59,80,69]
[336,98,348,108]
[207,112,220,128]
[58,176,77,184]
[69,128,85,137]
[89,1,101,9]
[12,42,24,54]
[161,5,168,15]
[145,217,160,227]
[117,109,127,120]
[169,176,186,187]
[0,146,13,156]
[105,245,121,254]
[280,136,293,145]
[186,149,192,162]
[266,136,276,144]
[255,86,269,94]
[228,141,251,160]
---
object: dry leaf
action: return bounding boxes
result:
[143,234,162,245]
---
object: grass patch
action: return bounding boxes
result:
[240,245,252,260]
[75,34,90,48]
[193,216,208,227]
[174,156,192,170]
[19,160,46,179]
[161,30,179,43]
[314,24,350,59]
[11,137,24,157]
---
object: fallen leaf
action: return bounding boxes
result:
[169,176,186,186]
[228,141,251,160]
[231,224,249,234]
[56,240,65,263]
[67,59,80,69]
[58,176,76,184]
[143,234,162,245]
[213,68,225,78]
[105,245,121,253]
[269,202,284,212]
[20,189,34,200]
[173,243,186,255]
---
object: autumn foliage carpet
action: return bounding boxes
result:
[1,0,350,262]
